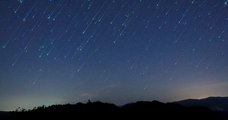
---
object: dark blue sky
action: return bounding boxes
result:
[0,0,228,111]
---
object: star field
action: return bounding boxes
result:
[0,0,228,111]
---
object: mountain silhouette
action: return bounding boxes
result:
[1,99,227,120]
[175,97,228,112]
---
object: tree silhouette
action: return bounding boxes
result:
[2,101,227,120]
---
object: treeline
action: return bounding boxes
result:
[3,101,227,120]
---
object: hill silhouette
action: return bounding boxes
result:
[176,97,228,112]
[2,100,227,120]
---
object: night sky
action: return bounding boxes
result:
[0,0,228,111]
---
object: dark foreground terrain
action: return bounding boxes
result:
[1,100,228,120]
